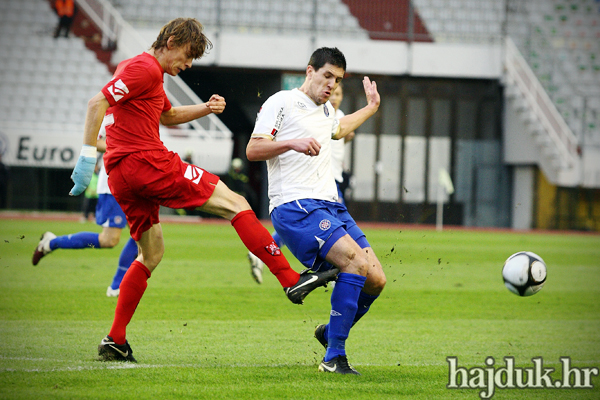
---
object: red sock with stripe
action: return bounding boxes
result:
[108,260,151,344]
[231,210,300,287]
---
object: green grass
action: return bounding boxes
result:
[0,216,599,399]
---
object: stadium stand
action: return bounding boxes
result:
[110,0,368,38]
[3,0,594,147]
[0,0,113,126]
[408,0,599,148]
[507,0,600,146]
[411,0,505,43]
[1,0,598,209]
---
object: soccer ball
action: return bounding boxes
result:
[502,251,547,296]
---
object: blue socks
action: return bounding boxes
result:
[322,290,379,340]
[324,272,366,362]
[47,232,137,291]
[50,232,100,250]
[352,291,379,327]
[110,237,137,290]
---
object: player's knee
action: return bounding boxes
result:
[142,249,163,270]
[371,269,387,292]
[364,267,386,295]
[99,233,120,248]
[230,191,251,212]
[209,188,251,220]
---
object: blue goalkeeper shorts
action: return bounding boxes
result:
[95,194,127,229]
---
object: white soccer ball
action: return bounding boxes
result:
[502,251,547,296]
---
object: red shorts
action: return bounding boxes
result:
[108,150,219,241]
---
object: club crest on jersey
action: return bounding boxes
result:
[323,104,329,117]
[184,164,204,184]
[265,242,282,256]
[296,101,307,109]
[319,219,332,231]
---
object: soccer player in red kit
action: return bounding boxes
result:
[69,18,337,362]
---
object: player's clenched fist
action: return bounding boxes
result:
[206,94,226,114]
[291,137,321,157]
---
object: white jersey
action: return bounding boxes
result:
[96,161,110,194]
[252,89,340,213]
[330,108,346,183]
[96,122,111,195]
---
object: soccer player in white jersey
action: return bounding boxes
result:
[248,83,354,283]
[246,47,386,375]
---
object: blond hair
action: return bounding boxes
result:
[151,18,212,59]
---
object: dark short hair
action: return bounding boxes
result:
[308,47,346,72]
[151,18,212,59]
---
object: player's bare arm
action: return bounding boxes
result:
[83,92,110,147]
[96,138,107,153]
[246,136,321,161]
[333,77,380,140]
[160,94,226,126]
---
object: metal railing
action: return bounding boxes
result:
[74,0,231,139]
[73,0,120,50]
[506,0,600,146]
[505,37,580,171]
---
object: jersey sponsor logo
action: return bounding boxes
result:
[114,216,123,225]
[265,242,282,256]
[107,79,129,102]
[323,104,329,117]
[296,101,307,109]
[184,164,204,184]
[319,219,331,231]
[274,107,284,131]
[330,310,342,316]
[270,128,278,137]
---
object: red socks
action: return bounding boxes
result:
[109,260,151,344]
[108,211,298,344]
[231,210,300,287]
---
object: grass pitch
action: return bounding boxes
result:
[0,215,598,399]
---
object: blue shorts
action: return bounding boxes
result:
[95,194,127,229]
[270,199,369,272]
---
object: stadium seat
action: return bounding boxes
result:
[0,0,119,125]
[110,0,364,36]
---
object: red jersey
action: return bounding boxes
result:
[101,52,172,173]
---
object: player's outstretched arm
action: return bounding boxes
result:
[160,94,226,126]
[246,137,322,161]
[334,77,380,140]
[70,92,109,196]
